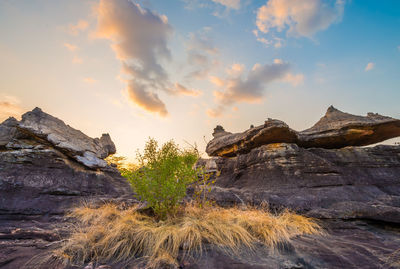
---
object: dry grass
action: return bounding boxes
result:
[58,203,322,268]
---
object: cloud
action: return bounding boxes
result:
[365,62,374,71]
[64,43,78,51]
[256,0,345,38]
[283,73,304,86]
[83,77,96,84]
[208,61,302,117]
[172,83,202,96]
[69,20,89,35]
[72,56,83,64]
[253,30,285,48]
[0,95,24,121]
[211,0,241,10]
[185,28,219,80]
[126,79,168,117]
[95,0,198,117]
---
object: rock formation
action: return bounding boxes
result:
[0,108,133,269]
[197,106,400,269]
[206,106,400,157]
[1,106,400,269]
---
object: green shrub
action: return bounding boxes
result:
[122,138,199,219]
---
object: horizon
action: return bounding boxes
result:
[1,0,399,159]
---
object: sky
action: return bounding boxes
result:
[0,0,399,159]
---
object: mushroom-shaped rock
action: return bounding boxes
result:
[206,106,400,157]
[298,106,400,148]
[206,119,298,157]
[17,107,116,169]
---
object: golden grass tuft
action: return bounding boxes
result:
[58,203,322,268]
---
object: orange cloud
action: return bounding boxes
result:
[95,0,174,117]
[69,20,89,35]
[256,0,345,37]
[0,95,24,121]
[83,77,96,84]
[64,43,78,51]
[207,60,303,117]
[365,62,375,71]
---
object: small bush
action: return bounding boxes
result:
[58,203,322,268]
[122,138,199,219]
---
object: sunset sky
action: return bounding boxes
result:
[1,0,399,158]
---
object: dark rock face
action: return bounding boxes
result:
[0,108,133,269]
[204,143,400,223]
[207,106,400,157]
[199,107,400,269]
[1,106,400,269]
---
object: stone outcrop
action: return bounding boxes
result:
[206,106,400,157]
[0,107,132,216]
[202,143,400,223]
[0,108,133,269]
[1,106,400,269]
[14,107,116,169]
[196,108,400,269]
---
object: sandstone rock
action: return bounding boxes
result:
[298,105,400,148]
[0,117,19,147]
[0,109,134,269]
[16,107,116,169]
[206,106,400,157]
[206,119,297,157]
[202,143,400,223]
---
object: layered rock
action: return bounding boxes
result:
[15,107,116,168]
[206,106,400,157]
[0,107,133,216]
[202,143,400,223]
[0,108,133,269]
[197,107,400,269]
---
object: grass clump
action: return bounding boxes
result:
[58,203,322,268]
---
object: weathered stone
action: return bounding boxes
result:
[0,117,19,147]
[206,106,400,157]
[206,119,297,157]
[17,107,116,169]
[202,143,400,223]
[298,105,400,148]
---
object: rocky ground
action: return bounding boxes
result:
[1,107,400,268]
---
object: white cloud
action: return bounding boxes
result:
[95,0,198,117]
[0,95,24,121]
[256,0,345,38]
[365,62,374,71]
[211,0,241,10]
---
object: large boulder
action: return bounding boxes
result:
[17,107,116,169]
[207,106,400,157]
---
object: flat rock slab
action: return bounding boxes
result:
[206,106,400,157]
